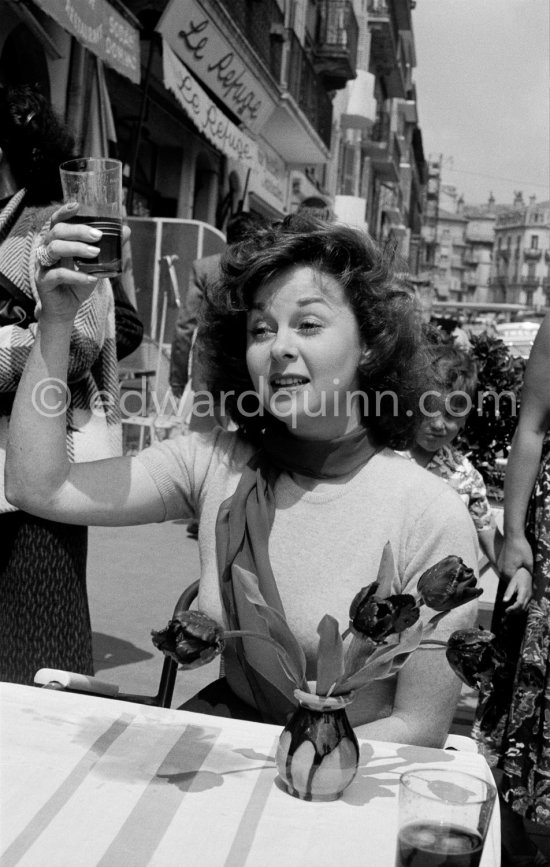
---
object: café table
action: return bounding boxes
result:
[0,682,500,866]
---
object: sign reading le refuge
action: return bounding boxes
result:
[157,0,276,133]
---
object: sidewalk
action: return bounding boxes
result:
[87,520,218,708]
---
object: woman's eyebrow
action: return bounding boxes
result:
[249,295,328,312]
[296,295,328,306]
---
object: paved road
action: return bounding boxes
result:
[87,520,217,707]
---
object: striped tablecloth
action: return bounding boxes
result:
[0,682,500,866]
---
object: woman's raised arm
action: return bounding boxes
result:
[5,204,165,526]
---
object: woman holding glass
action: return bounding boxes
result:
[6,210,478,745]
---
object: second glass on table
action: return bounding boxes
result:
[395,767,497,867]
[59,157,123,278]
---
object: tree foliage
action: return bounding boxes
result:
[458,332,526,499]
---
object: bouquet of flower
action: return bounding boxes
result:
[152,542,482,702]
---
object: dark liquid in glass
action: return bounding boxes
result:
[67,215,122,277]
[396,822,483,867]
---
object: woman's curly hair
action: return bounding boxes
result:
[0,84,75,205]
[199,214,429,448]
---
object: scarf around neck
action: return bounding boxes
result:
[215,422,380,723]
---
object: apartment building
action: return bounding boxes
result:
[490,195,550,309]
[331,0,427,272]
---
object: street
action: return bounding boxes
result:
[86,519,218,708]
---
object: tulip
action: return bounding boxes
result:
[418,556,482,612]
[446,628,507,690]
[151,610,225,669]
[349,583,420,643]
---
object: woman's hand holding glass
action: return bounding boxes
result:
[35,202,102,322]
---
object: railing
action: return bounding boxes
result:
[287,30,333,149]
[524,247,542,259]
[367,0,389,17]
[215,0,284,81]
[317,0,358,72]
[367,0,399,53]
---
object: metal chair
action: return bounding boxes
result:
[34,579,199,709]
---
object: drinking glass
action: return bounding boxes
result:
[395,767,497,867]
[59,157,123,277]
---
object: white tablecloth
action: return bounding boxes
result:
[0,683,500,866]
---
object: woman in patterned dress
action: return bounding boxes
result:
[487,311,550,822]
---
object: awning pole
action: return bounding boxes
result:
[126,35,157,215]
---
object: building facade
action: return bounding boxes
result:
[490,195,550,309]
[330,0,427,272]
[0,0,360,228]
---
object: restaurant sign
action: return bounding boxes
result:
[162,42,257,168]
[157,0,275,133]
[33,0,140,84]
[250,139,288,214]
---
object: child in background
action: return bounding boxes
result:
[400,345,529,612]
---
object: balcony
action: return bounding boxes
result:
[367,0,406,98]
[361,130,401,183]
[286,30,333,150]
[524,247,542,260]
[312,0,358,91]
[215,0,284,81]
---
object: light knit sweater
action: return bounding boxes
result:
[137,428,479,723]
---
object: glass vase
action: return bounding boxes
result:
[275,689,359,801]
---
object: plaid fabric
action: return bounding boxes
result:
[0,191,121,512]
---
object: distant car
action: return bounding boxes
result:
[495,321,541,358]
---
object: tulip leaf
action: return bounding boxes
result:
[232,565,307,688]
[316,615,344,695]
[375,541,398,598]
[332,620,424,694]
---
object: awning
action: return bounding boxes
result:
[31,0,140,83]
[161,41,257,169]
[156,0,276,134]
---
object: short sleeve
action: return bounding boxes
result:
[134,428,226,521]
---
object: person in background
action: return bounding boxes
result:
[399,346,523,592]
[7,211,479,746]
[169,211,269,403]
[431,316,472,350]
[0,84,122,684]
